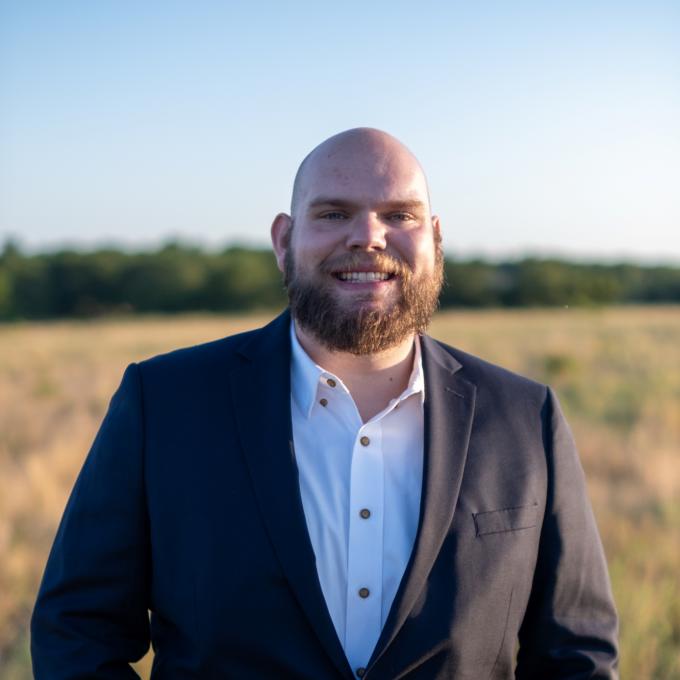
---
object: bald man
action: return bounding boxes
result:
[32,129,618,679]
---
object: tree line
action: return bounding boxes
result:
[0,240,678,320]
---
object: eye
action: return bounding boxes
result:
[388,212,416,222]
[319,211,347,220]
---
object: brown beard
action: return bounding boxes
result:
[284,237,444,355]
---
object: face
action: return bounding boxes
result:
[272,132,443,354]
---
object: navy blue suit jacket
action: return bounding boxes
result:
[31,311,618,678]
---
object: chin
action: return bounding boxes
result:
[339,295,398,313]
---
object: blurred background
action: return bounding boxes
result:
[0,1,678,678]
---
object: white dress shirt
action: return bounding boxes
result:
[289,323,424,676]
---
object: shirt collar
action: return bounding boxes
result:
[403,335,425,405]
[290,320,425,420]
[290,321,327,418]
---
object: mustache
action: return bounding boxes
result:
[320,252,410,276]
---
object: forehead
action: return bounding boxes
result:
[296,142,430,210]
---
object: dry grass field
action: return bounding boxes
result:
[1,307,678,678]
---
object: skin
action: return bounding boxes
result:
[271,128,442,421]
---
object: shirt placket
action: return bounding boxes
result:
[345,422,384,675]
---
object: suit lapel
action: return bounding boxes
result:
[228,311,353,679]
[369,334,477,667]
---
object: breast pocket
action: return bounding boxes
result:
[473,502,539,537]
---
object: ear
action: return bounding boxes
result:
[432,214,442,242]
[271,212,292,273]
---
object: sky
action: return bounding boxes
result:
[1,0,679,262]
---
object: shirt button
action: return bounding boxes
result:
[356,668,366,678]
[358,587,370,598]
[360,436,370,446]
[319,398,328,407]
[360,508,371,519]
[326,378,336,387]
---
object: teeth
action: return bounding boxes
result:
[337,271,391,282]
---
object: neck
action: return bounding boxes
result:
[294,320,417,422]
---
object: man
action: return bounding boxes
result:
[32,128,618,679]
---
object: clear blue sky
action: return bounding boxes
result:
[1,0,678,261]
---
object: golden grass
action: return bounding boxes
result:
[1,307,678,678]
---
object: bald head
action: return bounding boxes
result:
[290,128,431,219]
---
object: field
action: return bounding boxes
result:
[1,307,678,678]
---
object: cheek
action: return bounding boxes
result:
[398,232,437,272]
[294,233,347,268]
[287,244,330,279]
[293,225,339,251]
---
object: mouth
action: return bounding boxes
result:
[333,270,396,283]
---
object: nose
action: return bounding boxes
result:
[345,212,387,251]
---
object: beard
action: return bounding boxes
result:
[284,238,444,355]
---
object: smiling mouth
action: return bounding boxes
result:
[334,271,396,282]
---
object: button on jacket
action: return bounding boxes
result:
[31,310,619,679]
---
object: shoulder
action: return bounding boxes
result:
[139,328,254,371]
[422,334,548,404]
[135,311,290,383]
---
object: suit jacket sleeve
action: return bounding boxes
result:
[516,387,619,678]
[31,364,151,679]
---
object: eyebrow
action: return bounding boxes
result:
[307,197,427,212]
